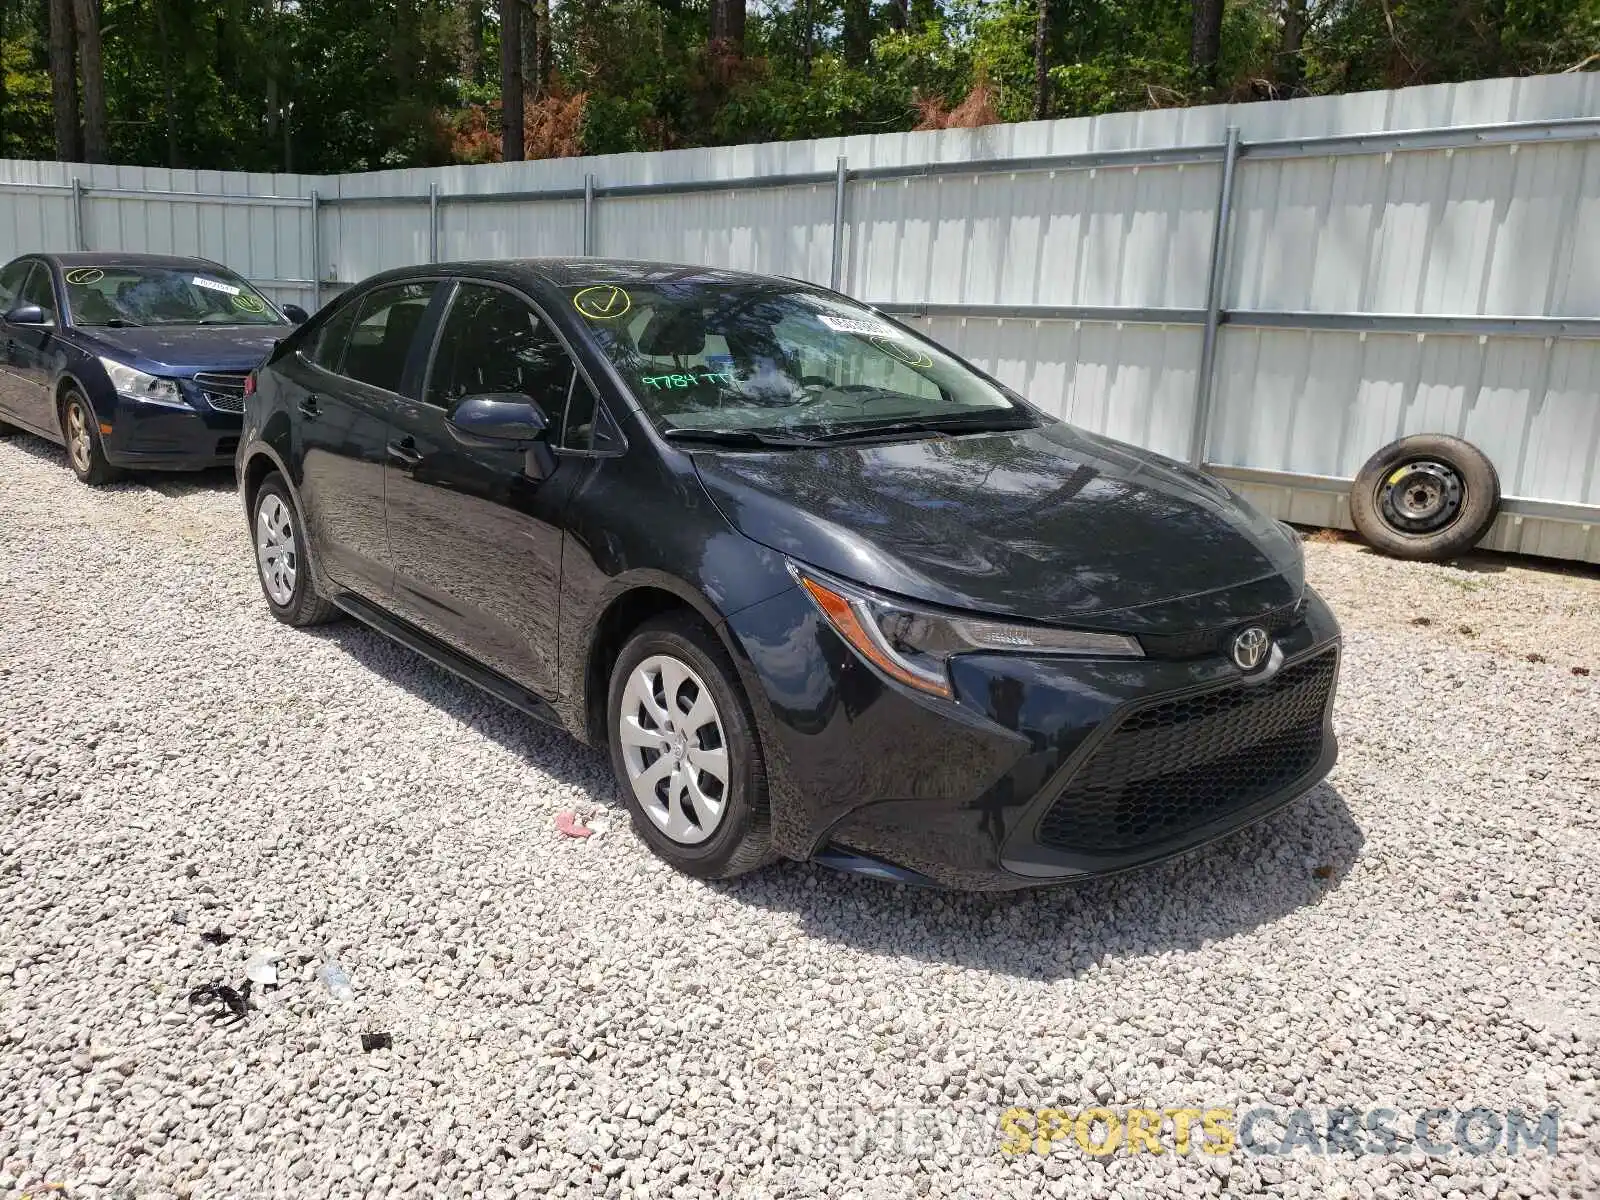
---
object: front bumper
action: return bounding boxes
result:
[101,380,242,471]
[725,586,1341,890]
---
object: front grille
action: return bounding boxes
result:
[193,371,248,413]
[1036,648,1337,855]
[1137,599,1305,661]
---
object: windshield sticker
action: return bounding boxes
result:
[642,371,736,390]
[819,313,901,338]
[192,276,242,296]
[64,268,104,286]
[231,293,267,314]
[574,285,632,320]
[871,336,933,368]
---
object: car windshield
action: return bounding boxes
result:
[567,278,1030,441]
[63,264,283,328]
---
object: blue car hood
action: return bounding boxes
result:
[80,324,291,375]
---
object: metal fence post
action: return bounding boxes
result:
[428,182,439,264]
[582,173,595,255]
[1188,125,1241,468]
[830,156,848,291]
[310,189,322,310]
[71,178,86,250]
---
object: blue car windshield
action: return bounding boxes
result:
[64,265,283,328]
[567,279,1026,438]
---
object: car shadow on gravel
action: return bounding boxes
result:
[723,782,1365,982]
[299,610,1364,982]
[2,431,236,496]
[303,620,620,796]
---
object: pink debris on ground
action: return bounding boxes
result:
[555,810,593,839]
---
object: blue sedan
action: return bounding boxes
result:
[0,252,307,484]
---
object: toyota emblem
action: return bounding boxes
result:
[1230,626,1271,671]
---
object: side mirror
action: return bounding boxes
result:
[4,304,47,326]
[282,303,310,325]
[447,393,550,443]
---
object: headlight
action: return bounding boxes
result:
[98,358,186,408]
[791,564,1142,699]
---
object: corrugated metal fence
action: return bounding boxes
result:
[3,72,1599,561]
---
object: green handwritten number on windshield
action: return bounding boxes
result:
[642,371,736,390]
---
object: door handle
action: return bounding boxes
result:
[387,436,423,466]
[297,394,320,419]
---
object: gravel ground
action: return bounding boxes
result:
[1,431,1597,1200]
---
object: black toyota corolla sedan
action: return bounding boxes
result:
[238,259,1340,890]
[0,252,305,484]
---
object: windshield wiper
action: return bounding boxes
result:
[803,412,1037,443]
[661,427,817,449]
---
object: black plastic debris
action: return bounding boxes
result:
[199,928,232,946]
[188,980,253,1022]
[360,1032,393,1052]
[171,910,188,925]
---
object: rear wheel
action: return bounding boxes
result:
[251,473,339,627]
[60,387,120,486]
[607,613,773,879]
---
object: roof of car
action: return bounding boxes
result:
[354,257,810,292]
[41,251,226,270]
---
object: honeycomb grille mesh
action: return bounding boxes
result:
[1036,649,1337,855]
[194,371,248,413]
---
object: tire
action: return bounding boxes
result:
[251,473,339,627]
[60,386,121,486]
[1349,434,1501,562]
[607,612,774,880]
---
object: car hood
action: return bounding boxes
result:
[78,324,291,374]
[692,420,1305,632]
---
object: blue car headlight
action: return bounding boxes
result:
[98,357,187,409]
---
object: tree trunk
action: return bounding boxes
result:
[842,0,870,66]
[500,0,523,160]
[0,0,9,160]
[799,0,812,75]
[1032,0,1050,120]
[533,0,551,92]
[48,0,79,161]
[459,0,483,83]
[519,0,538,97]
[711,0,746,53]
[1190,0,1224,89]
[1276,0,1306,91]
[154,0,178,167]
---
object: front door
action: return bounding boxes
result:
[384,281,591,698]
[0,262,60,435]
[0,259,36,430]
[288,279,440,600]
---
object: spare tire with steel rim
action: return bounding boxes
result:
[607,612,773,879]
[1349,434,1501,562]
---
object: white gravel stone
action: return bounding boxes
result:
[1,434,1597,1199]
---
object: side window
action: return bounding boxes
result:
[559,373,623,453]
[307,300,360,374]
[341,281,437,393]
[425,283,581,441]
[20,265,58,324]
[0,261,32,311]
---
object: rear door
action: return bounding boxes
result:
[286,279,441,600]
[383,280,597,697]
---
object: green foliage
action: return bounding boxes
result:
[0,0,1594,171]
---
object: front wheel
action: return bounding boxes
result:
[607,613,773,879]
[60,387,120,486]
[251,473,339,627]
